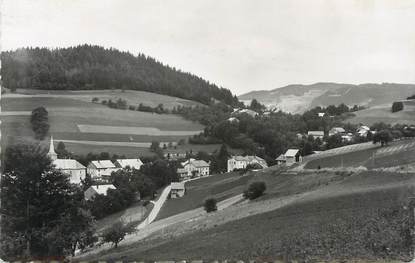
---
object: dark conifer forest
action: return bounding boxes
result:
[1,45,240,106]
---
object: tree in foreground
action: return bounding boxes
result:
[0,143,95,260]
[243,181,266,200]
[101,221,134,248]
[204,198,218,213]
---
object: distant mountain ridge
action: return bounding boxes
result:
[1,45,240,106]
[238,82,415,113]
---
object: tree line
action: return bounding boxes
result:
[1,45,241,106]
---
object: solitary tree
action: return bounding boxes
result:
[391,101,404,113]
[30,107,50,140]
[243,181,266,200]
[204,198,217,213]
[373,130,392,147]
[101,221,133,248]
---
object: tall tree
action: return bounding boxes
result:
[30,107,50,140]
[0,143,94,260]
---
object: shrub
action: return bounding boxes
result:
[204,198,217,213]
[243,181,266,200]
[92,97,99,103]
[391,101,404,113]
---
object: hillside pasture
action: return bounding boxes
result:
[347,101,415,126]
[5,88,203,109]
[305,139,415,169]
[81,170,415,261]
[156,172,253,220]
[1,94,205,157]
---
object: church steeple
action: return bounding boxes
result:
[47,136,57,161]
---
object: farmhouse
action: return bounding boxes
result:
[307,131,325,139]
[47,136,86,184]
[357,125,371,137]
[87,160,120,180]
[275,154,287,165]
[284,149,302,165]
[178,158,210,180]
[232,108,259,117]
[227,155,268,172]
[53,159,87,184]
[329,127,346,136]
[276,149,302,166]
[84,184,116,201]
[170,182,185,198]
[114,158,143,170]
[164,151,187,160]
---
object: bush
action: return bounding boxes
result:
[391,101,404,113]
[204,198,217,213]
[91,97,99,103]
[243,181,266,200]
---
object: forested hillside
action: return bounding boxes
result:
[1,45,240,106]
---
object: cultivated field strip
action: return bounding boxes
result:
[375,141,415,156]
[303,142,376,162]
[77,124,203,136]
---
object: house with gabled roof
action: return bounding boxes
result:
[170,182,185,198]
[47,136,86,184]
[178,158,210,180]
[84,184,116,201]
[227,155,268,172]
[53,159,87,184]
[284,149,302,165]
[114,158,143,170]
[87,160,120,180]
[307,131,325,140]
[276,149,302,166]
[329,127,346,136]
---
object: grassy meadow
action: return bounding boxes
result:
[0,90,219,157]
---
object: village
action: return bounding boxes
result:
[46,116,380,203]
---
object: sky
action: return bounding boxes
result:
[1,0,415,95]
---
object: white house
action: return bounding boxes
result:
[329,127,346,136]
[227,155,268,172]
[357,125,371,137]
[84,184,116,201]
[53,159,87,184]
[232,108,259,117]
[275,154,287,165]
[170,182,185,198]
[114,158,143,170]
[284,149,302,165]
[47,136,86,184]
[178,158,210,180]
[307,131,325,140]
[87,160,120,180]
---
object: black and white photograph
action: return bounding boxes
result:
[1,0,415,262]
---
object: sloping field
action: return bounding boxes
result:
[305,139,415,169]
[156,172,254,220]
[347,101,415,126]
[79,170,415,261]
[4,88,203,109]
[1,93,205,156]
